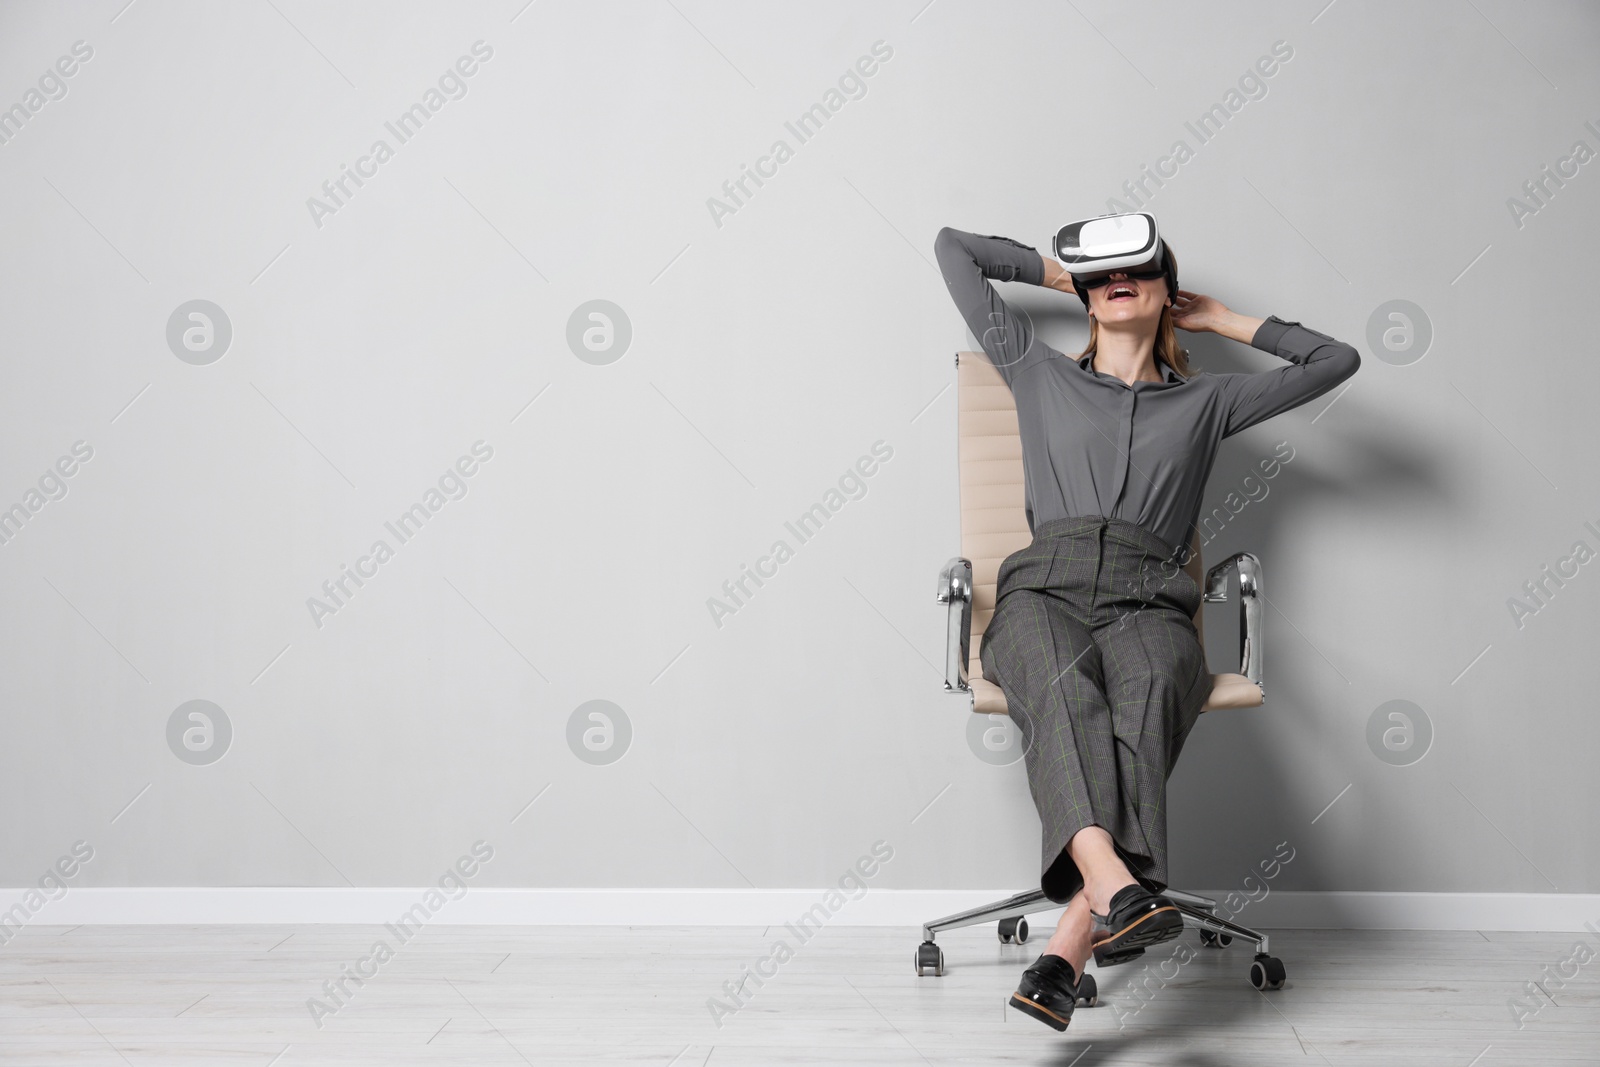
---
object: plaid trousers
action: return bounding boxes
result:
[979,515,1212,904]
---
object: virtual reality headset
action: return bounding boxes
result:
[1051,212,1178,308]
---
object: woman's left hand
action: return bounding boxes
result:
[1170,289,1229,334]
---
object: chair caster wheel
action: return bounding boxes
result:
[1199,929,1233,948]
[1249,954,1286,990]
[1074,971,1098,1007]
[914,941,944,977]
[997,917,1030,944]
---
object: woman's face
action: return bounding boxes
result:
[1086,269,1170,325]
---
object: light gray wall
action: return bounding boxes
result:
[2,0,1596,898]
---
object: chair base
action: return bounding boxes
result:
[917,887,1285,991]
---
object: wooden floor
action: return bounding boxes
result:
[2,922,1598,1064]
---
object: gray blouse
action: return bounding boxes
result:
[934,226,1361,559]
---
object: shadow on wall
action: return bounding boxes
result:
[1175,328,1462,908]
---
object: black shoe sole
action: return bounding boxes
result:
[1009,991,1072,1031]
[1091,904,1184,967]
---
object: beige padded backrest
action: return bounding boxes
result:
[958,352,1207,714]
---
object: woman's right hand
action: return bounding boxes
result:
[1170,289,1230,333]
[1172,289,1265,345]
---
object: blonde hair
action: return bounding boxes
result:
[1080,245,1192,378]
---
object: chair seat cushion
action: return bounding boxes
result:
[969,673,1262,715]
[1201,673,1264,711]
[972,676,1009,715]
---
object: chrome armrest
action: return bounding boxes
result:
[1203,552,1263,692]
[937,557,972,693]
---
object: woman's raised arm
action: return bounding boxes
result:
[933,227,1062,386]
[1176,291,1359,436]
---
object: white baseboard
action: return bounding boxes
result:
[4,888,1600,932]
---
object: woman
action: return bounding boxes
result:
[932,224,1360,1031]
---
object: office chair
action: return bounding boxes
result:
[917,351,1287,1000]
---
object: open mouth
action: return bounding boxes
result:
[1108,284,1137,301]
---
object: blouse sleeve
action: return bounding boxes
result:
[934,226,1057,387]
[1216,315,1361,437]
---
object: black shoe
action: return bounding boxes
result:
[1089,883,1184,967]
[1009,953,1078,1031]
